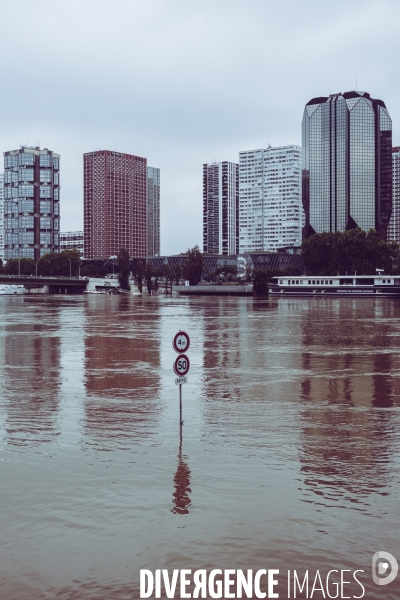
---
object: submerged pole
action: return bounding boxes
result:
[179,383,183,426]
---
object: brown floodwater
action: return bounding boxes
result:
[0,295,399,599]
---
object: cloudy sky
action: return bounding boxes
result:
[1,0,399,254]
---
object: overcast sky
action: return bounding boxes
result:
[1,0,399,255]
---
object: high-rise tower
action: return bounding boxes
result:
[302,91,392,241]
[84,150,147,260]
[388,147,400,244]
[239,146,302,253]
[147,166,160,257]
[203,161,238,255]
[4,147,60,260]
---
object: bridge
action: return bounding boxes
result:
[0,275,88,294]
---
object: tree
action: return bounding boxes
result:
[302,228,400,275]
[117,247,130,290]
[253,269,280,295]
[215,265,238,282]
[163,264,171,293]
[4,258,36,275]
[143,262,154,294]
[183,246,203,286]
[134,260,144,293]
[170,263,182,285]
[36,249,81,277]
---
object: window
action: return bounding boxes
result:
[19,184,34,197]
[40,217,51,229]
[40,170,52,183]
[19,216,34,228]
[53,203,59,216]
[18,153,35,166]
[40,232,51,244]
[40,201,52,213]
[40,154,52,167]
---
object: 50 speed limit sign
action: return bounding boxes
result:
[173,354,190,376]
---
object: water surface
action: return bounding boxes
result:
[0,295,399,599]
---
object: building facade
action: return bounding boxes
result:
[238,146,302,253]
[60,231,84,255]
[203,161,238,255]
[0,173,4,261]
[84,150,147,260]
[4,147,60,261]
[388,147,400,244]
[302,91,392,241]
[147,166,160,257]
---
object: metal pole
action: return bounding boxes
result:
[36,261,38,277]
[18,257,20,276]
[179,383,183,426]
[67,258,71,278]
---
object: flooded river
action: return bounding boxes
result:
[0,295,399,599]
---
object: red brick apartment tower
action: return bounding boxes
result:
[84,150,147,259]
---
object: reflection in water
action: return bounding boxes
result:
[297,300,399,509]
[171,428,192,515]
[83,297,162,449]
[2,304,61,447]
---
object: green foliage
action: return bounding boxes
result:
[80,262,108,278]
[302,228,399,275]
[36,249,81,277]
[214,265,238,282]
[5,258,36,275]
[134,260,144,293]
[170,263,182,285]
[117,247,130,290]
[144,261,154,294]
[183,246,203,286]
[253,269,280,295]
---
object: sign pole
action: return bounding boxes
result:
[179,383,183,427]
[172,331,190,428]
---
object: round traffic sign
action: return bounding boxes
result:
[172,331,190,354]
[173,354,190,376]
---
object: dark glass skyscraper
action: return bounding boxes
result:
[302,91,392,241]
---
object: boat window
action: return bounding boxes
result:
[288,280,290,285]
[312,280,315,284]
[279,280,283,284]
[296,280,299,284]
[329,280,332,284]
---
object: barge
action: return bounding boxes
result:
[268,275,400,297]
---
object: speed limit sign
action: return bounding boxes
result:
[173,331,190,353]
[173,354,190,376]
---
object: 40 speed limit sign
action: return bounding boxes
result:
[173,354,190,377]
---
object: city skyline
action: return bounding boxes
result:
[1,1,400,255]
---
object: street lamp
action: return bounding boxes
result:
[67,258,72,278]
[35,260,38,277]
[78,262,82,278]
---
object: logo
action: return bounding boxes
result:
[372,551,398,586]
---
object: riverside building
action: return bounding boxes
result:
[4,147,60,260]
[60,231,84,256]
[84,150,147,260]
[203,161,239,255]
[0,173,4,261]
[147,167,160,257]
[388,147,400,244]
[302,91,392,241]
[238,145,302,253]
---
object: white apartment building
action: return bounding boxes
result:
[60,231,84,255]
[239,145,302,253]
[388,147,400,244]
[203,161,238,255]
[0,173,4,261]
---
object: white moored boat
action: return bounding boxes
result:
[0,285,26,295]
[269,275,400,297]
